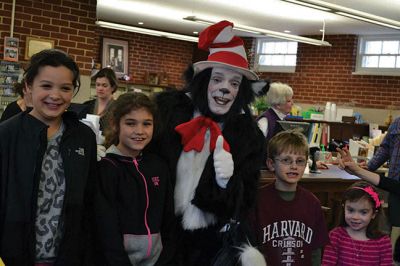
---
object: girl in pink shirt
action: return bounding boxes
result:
[322,181,392,265]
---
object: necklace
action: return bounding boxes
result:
[350,238,361,264]
[345,227,367,262]
[352,241,360,257]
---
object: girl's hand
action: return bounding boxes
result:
[358,160,368,169]
[336,148,362,175]
[317,161,329,169]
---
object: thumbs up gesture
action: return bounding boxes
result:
[214,135,234,188]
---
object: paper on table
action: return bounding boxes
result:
[85,114,100,131]
[303,165,360,180]
[80,114,104,144]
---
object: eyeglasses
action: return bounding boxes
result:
[274,157,307,166]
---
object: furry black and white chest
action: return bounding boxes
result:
[155,90,265,227]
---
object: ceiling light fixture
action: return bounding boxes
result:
[96,20,199,42]
[281,0,400,30]
[183,16,331,46]
[283,0,332,11]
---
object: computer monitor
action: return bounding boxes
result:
[277,120,310,137]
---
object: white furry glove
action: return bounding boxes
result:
[97,144,106,161]
[214,135,234,188]
[239,244,267,266]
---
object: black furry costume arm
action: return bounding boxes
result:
[151,90,194,186]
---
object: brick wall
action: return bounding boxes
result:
[95,28,194,88]
[1,1,399,107]
[0,0,97,74]
[251,35,400,109]
[0,0,194,88]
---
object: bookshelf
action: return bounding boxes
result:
[0,61,22,116]
[286,118,388,145]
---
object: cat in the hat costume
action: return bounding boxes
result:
[152,21,268,266]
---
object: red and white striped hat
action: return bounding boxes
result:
[193,20,258,81]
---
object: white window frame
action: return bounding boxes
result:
[254,38,298,73]
[354,35,400,76]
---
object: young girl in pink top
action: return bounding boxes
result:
[322,181,392,265]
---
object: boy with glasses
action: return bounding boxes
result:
[248,130,329,265]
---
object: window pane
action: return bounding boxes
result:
[382,41,399,54]
[262,42,275,53]
[275,42,287,53]
[258,55,268,65]
[259,42,266,53]
[256,39,298,71]
[285,55,297,66]
[271,55,285,65]
[362,56,379,67]
[365,41,382,54]
[265,55,274,65]
[357,37,400,73]
[259,55,277,66]
[287,42,298,53]
[379,56,396,67]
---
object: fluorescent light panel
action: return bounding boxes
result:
[336,12,400,30]
[96,21,199,42]
[281,0,400,30]
[283,0,332,11]
[184,16,332,46]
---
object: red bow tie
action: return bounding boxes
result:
[175,116,231,152]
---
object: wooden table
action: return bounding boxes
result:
[259,165,360,230]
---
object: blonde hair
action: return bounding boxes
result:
[266,82,293,106]
[267,129,308,159]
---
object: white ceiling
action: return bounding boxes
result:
[97,0,400,40]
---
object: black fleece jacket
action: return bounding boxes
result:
[0,111,97,266]
[94,148,175,266]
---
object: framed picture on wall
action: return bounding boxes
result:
[4,37,19,62]
[25,37,54,60]
[101,37,128,77]
[146,72,159,85]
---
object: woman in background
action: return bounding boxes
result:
[80,67,118,130]
[0,79,33,122]
[257,82,329,170]
[257,82,293,165]
[257,82,293,144]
